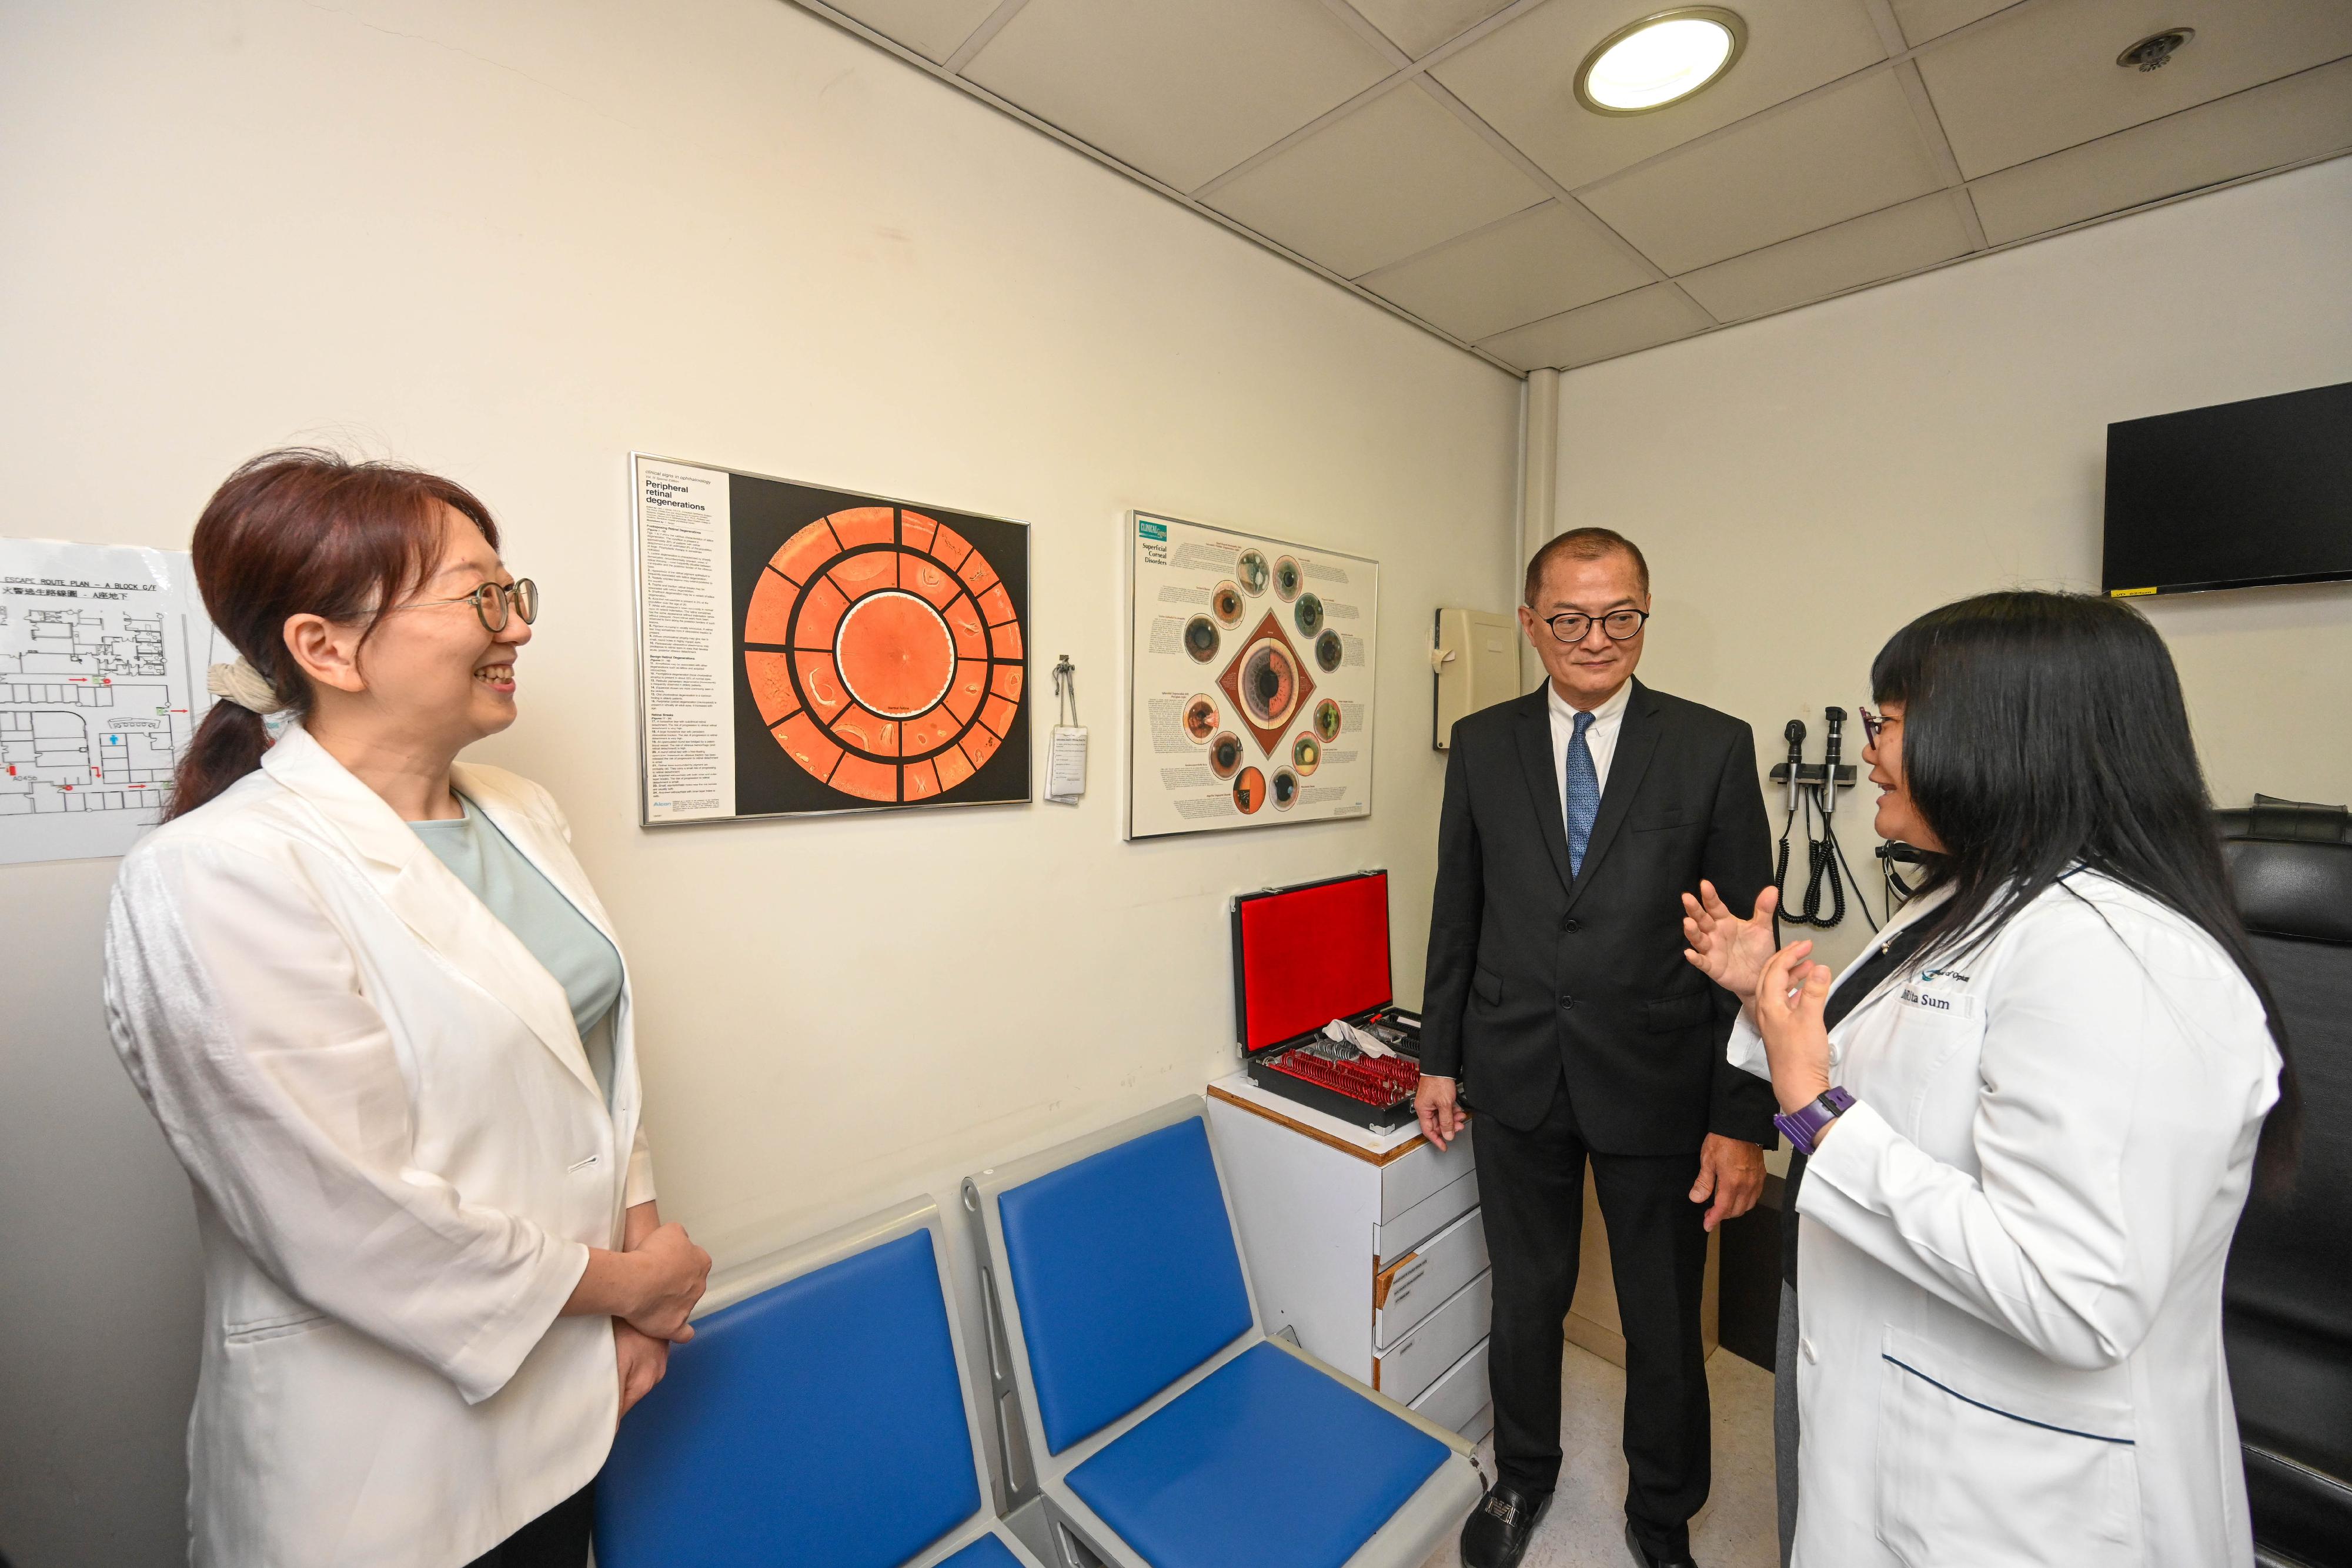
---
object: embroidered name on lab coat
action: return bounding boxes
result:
[1897,983,1980,1021]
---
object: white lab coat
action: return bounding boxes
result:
[104,724,654,1567]
[1730,871,2279,1568]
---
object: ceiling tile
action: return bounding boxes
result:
[1204,83,1550,279]
[1358,200,1657,340]
[1888,0,2013,49]
[1431,0,1890,192]
[960,0,1392,193]
[1676,192,1976,319]
[1916,0,2352,179]
[818,0,1002,64]
[1579,69,1946,274]
[1477,283,1713,370]
[1345,0,1517,60]
[1969,59,2352,245]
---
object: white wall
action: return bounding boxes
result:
[1551,155,2352,979]
[0,4,1522,1561]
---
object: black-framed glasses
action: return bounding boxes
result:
[1543,608,1648,644]
[403,578,540,633]
[1859,704,1890,746]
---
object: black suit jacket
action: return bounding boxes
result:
[1420,678,1776,1152]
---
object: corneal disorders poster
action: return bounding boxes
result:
[1125,510,1377,840]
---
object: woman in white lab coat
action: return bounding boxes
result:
[1682,590,2293,1568]
[105,452,710,1567]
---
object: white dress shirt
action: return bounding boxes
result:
[1547,676,1632,826]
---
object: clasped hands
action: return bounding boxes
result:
[1682,881,1837,1124]
[573,1207,711,1419]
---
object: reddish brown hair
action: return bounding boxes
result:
[167,450,499,821]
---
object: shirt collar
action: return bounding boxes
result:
[1547,676,1633,728]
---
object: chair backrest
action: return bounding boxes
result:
[995,1115,1254,1455]
[2219,824,2352,1565]
[595,1204,985,1568]
[2220,831,2352,1339]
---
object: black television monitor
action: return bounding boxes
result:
[2102,380,2352,597]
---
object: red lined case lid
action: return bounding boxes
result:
[1235,871,1392,1052]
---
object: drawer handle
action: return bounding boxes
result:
[1373,1252,1422,1310]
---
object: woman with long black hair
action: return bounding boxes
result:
[1683,590,2292,1568]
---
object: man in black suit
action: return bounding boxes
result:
[1418,528,1774,1568]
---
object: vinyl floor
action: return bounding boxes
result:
[1419,1342,1780,1568]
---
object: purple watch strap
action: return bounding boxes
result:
[1775,1085,1856,1156]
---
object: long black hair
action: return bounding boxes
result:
[1871,590,2298,1192]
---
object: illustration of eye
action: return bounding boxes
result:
[1233,766,1267,814]
[1315,630,1343,671]
[1271,768,1298,810]
[1208,733,1243,778]
[1184,694,1218,742]
[1294,593,1323,636]
[1237,550,1269,596]
[1184,616,1220,663]
[1234,636,1301,730]
[1273,556,1302,601]
[1291,734,1319,775]
[1211,581,1244,626]
[1314,699,1341,741]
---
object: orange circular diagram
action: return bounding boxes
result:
[741,506,1024,805]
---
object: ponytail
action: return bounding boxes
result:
[168,702,273,820]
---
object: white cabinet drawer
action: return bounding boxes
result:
[1374,1268,1491,1408]
[1378,1123,1476,1224]
[1375,1168,1477,1268]
[1374,1205,1488,1350]
[1409,1335,1492,1437]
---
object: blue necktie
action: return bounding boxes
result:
[1565,709,1599,877]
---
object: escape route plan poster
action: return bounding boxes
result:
[1125,510,1378,840]
[633,455,1031,825]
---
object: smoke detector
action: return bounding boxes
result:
[2117,28,2194,72]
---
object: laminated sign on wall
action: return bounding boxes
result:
[633,456,1031,824]
[1,539,222,865]
[1126,511,1378,840]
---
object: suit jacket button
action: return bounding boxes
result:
[1562,917,1582,933]
[1558,994,1576,1008]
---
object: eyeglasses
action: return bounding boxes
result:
[401,579,540,633]
[1859,704,1891,746]
[1543,608,1649,644]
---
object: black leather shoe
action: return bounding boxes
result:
[1459,1483,1551,1568]
[1623,1519,1698,1568]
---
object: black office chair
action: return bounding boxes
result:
[2218,800,2352,1568]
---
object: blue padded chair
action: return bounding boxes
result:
[963,1099,1485,1568]
[596,1196,1048,1568]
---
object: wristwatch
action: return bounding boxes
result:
[1774,1086,1856,1156]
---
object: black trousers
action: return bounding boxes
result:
[463,1482,595,1568]
[1475,1075,1712,1559]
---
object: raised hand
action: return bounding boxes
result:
[1682,880,1782,1003]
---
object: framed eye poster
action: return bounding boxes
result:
[1125,510,1378,840]
[632,454,1030,825]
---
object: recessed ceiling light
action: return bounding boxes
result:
[1576,8,1747,116]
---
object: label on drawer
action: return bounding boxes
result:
[1375,1206,1488,1350]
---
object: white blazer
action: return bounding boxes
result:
[103,724,653,1567]
[1730,870,2280,1568]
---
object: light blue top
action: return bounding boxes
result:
[410,795,624,1102]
